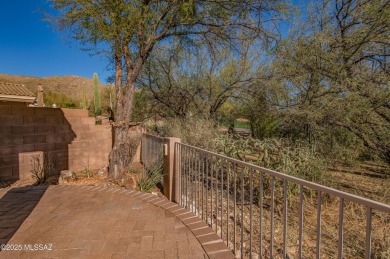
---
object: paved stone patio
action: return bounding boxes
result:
[0,185,234,258]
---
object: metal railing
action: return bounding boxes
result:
[141,134,164,171]
[174,142,390,259]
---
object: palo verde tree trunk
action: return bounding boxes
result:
[109,79,136,177]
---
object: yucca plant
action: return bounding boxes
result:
[138,159,163,192]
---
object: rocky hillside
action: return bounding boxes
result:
[0,74,107,101]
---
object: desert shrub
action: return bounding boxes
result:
[250,116,280,139]
[314,126,366,166]
[44,90,80,108]
[78,156,96,178]
[138,159,163,192]
[150,117,220,150]
[214,135,331,187]
[63,101,77,108]
[30,153,55,184]
[126,162,145,175]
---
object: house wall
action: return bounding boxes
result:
[0,104,112,181]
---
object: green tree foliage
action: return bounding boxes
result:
[131,89,154,122]
[265,0,390,162]
[93,73,101,116]
[51,0,289,175]
[140,44,257,119]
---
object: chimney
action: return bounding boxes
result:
[37,84,44,107]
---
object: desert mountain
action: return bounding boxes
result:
[0,74,107,101]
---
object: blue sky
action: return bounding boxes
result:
[0,1,306,85]
[0,1,112,83]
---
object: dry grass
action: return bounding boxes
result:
[329,161,390,204]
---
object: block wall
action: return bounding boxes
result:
[0,104,112,181]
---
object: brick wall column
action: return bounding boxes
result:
[163,137,180,202]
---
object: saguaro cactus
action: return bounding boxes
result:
[93,73,101,116]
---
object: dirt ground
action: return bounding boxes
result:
[329,161,390,204]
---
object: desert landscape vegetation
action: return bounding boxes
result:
[1,0,389,258]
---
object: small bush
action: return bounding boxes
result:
[30,153,55,184]
[44,90,80,108]
[63,101,77,108]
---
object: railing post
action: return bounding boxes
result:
[163,137,181,201]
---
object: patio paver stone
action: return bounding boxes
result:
[0,185,234,259]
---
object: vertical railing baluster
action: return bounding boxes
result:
[211,159,214,229]
[299,185,304,259]
[179,145,182,206]
[206,153,209,226]
[181,145,184,207]
[190,149,193,212]
[183,146,186,208]
[259,172,263,258]
[183,146,185,208]
[174,143,177,204]
[365,207,372,259]
[198,151,201,217]
[201,152,205,222]
[283,179,288,259]
[183,146,185,207]
[233,163,237,255]
[338,198,344,259]
[240,167,244,259]
[186,147,190,209]
[180,145,183,207]
[197,150,199,215]
[249,168,253,258]
[270,176,275,258]
[227,161,230,248]
[316,191,322,259]
[192,149,195,212]
[194,150,197,215]
[221,160,224,238]
[182,145,184,207]
[216,162,219,234]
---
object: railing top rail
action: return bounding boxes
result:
[143,133,164,141]
[176,142,390,213]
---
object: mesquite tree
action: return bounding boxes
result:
[269,0,390,161]
[51,0,288,176]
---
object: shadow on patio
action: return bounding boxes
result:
[0,185,48,246]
